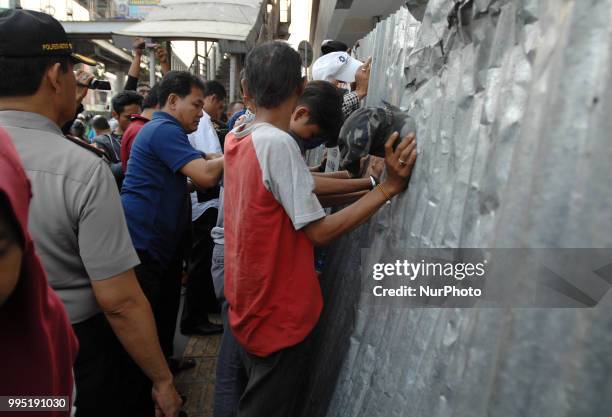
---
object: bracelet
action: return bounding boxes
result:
[376,184,392,202]
[369,175,378,189]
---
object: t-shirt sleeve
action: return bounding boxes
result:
[77,160,140,280]
[255,128,325,230]
[150,124,203,173]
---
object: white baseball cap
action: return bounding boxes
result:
[312,52,363,83]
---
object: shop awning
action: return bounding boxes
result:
[113,0,263,41]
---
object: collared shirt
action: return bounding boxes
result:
[0,110,140,324]
[121,114,150,172]
[0,126,78,410]
[342,91,360,119]
[121,111,203,266]
[187,112,222,221]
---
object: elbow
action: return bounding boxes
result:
[202,175,219,189]
[304,228,332,247]
[311,237,330,247]
[99,294,144,318]
[194,175,218,190]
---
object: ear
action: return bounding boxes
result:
[111,111,119,119]
[241,80,253,109]
[45,63,64,94]
[167,93,179,109]
[293,106,309,121]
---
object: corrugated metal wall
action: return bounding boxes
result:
[301,1,612,416]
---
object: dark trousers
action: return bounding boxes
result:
[236,336,313,417]
[135,250,183,358]
[73,314,124,417]
[212,241,313,417]
[181,208,220,328]
[115,251,183,417]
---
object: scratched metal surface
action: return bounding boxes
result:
[301,1,612,416]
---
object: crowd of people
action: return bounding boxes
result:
[0,8,417,417]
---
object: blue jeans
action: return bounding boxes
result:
[212,244,248,417]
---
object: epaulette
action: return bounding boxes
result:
[64,135,108,159]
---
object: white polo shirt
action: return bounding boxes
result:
[187,111,222,221]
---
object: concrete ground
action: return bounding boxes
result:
[172,289,222,417]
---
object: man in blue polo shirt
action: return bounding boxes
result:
[121,71,224,412]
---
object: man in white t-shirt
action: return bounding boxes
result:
[181,80,227,335]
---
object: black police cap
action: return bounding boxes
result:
[0,8,97,66]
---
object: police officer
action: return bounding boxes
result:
[0,9,182,417]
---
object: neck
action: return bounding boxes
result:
[0,95,64,127]
[253,99,296,132]
[141,108,155,120]
[161,106,179,121]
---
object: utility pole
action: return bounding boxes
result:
[148,48,156,86]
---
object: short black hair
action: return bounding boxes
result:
[298,81,344,141]
[142,84,160,110]
[158,71,206,107]
[244,41,303,109]
[111,91,142,115]
[0,56,71,97]
[321,40,348,55]
[70,119,86,138]
[203,80,227,100]
[228,101,244,113]
[91,115,110,131]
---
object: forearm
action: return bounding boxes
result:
[311,170,351,179]
[305,185,390,246]
[190,157,224,189]
[313,176,371,195]
[306,130,417,246]
[318,190,368,208]
[104,296,172,385]
[161,60,170,75]
[128,51,142,80]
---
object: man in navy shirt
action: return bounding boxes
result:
[121,71,224,409]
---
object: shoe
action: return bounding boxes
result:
[181,322,223,336]
[168,358,196,374]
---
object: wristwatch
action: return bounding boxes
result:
[369,175,379,189]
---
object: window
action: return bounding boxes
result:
[279,0,289,23]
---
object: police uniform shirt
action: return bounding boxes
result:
[0,110,140,324]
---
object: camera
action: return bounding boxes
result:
[88,79,111,91]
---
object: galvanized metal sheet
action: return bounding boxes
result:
[301,1,612,416]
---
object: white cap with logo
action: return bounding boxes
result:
[312,52,363,83]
